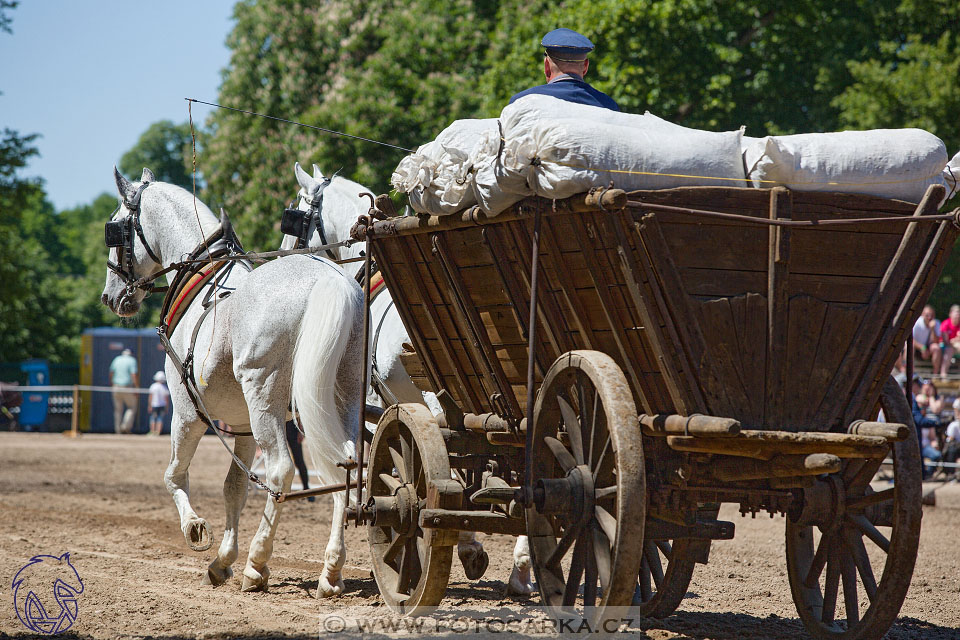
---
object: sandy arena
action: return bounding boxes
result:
[0,432,958,639]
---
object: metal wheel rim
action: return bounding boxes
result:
[526,350,646,627]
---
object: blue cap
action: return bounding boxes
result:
[541,28,594,62]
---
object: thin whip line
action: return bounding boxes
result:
[185,98,415,153]
[189,100,216,385]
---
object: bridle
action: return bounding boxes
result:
[280,175,336,257]
[104,182,166,295]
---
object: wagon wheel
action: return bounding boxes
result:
[633,537,700,618]
[526,350,646,627]
[785,377,922,640]
[367,403,454,616]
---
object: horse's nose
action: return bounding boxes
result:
[100,293,108,305]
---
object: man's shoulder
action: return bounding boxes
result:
[509,81,619,111]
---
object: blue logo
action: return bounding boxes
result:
[12,553,84,635]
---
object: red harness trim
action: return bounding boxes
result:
[163,261,225,335]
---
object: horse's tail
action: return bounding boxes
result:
[291,264,365,489]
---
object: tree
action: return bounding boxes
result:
[118,120,198,191]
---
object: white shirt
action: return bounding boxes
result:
[946,420,960,442]
[913,316,940,346]
[148,382,170,408]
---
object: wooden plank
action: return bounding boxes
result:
[541,215,601,351]
[812,185,943,428]
[806,303,868,424]
[740,292,768,427]
[372,238,446,397]
[611,211,701,414]
[766,187,792,429]
[634,214,728,416]
[787,229,905,277]
[783,295,829,430]
[659,222,768,271]
[432,234,523,419]
[401,236,484,412]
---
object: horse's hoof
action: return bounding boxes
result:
[241,565,269,592]
[203,563,233,586]
[506,571,535,597]
[458,545,489,580]
[317,572,345,598]
[183,518,213,552]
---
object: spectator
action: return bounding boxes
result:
[148,371,170,436]
[913,305,943,375]
[942,399,960,479]
[109,348,139,434]
[285,420,313,502]
[912,377,942,478]
[918,380,945,418]
[939,304,960,378]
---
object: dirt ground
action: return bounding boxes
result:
[0,432,957,639]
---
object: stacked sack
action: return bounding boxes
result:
[741,131,953,204]
[393,94,960,217]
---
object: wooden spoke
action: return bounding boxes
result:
[563,535,588,608]
[654,539,672,558]
[583,535,598,608]
[384,533,406,566]
[592,436,611,480]
[594,505,618,544]
[638,554,652,602]
[644,541,665,589]
[546,520,585,570]
[846,487,895,512]
[840,549,859,625]
[379,473,401,493]
[545,436,577,473]
[401,432,414,485]
[592,523,613,593]
[388,443,406,483]
[845,532,878,603]
[848,514,891,553]
[595,485,617,500]
[821,545,841,625]
[397,539,413,595]
[841,459,866,486]
[847,456,885,495]
[558,396,585,465]
[586,387,599,463]
[804,530,832,588]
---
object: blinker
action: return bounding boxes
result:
[104,218,130,247]
[281,208,308,238]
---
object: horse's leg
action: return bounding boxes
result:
[317,490,347,598]
[506,535,534,595]
[164,415,213,552]
[457,530,490,580]
[240,411,293,592]
[204,432,256,586]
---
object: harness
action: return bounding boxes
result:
[104,183,167,296]
[280,175,336,256]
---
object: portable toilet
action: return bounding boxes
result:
[19,359,49,429]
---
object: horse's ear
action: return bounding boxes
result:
[114,166,133,198]
[140,167,156,183]
[295,162,312,190]
[312,164,326,180]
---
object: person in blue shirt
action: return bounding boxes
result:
[509,28,619,112]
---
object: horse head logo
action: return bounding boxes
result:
[12,553,84,635]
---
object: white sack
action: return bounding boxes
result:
[746,129,948,203]
[497,117,746,201]
[392,118,499,215]
[945,150,960,202]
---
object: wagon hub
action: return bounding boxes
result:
[533,464,595,522]
[788,475,845,530]
[368,482,419,536]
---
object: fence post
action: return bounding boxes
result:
[65,384,80,438]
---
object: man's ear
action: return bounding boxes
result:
[543,56,552,81]
[582,59,590,77]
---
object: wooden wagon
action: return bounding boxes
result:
[347,182,957,639]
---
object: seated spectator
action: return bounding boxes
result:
[912,377,942,479]
[913,305,943,375]
[919,380,945,418]
[939,304,960,378]
[943,400,960,479]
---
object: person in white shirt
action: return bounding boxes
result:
[943,399,960,478]
[148,371,170,436]
[913,305,943,374]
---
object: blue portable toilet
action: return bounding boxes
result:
[19,359,50,429]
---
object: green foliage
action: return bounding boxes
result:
[118,120,198,191]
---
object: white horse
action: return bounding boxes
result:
[285,163,534,595]
[101,168,364,597]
